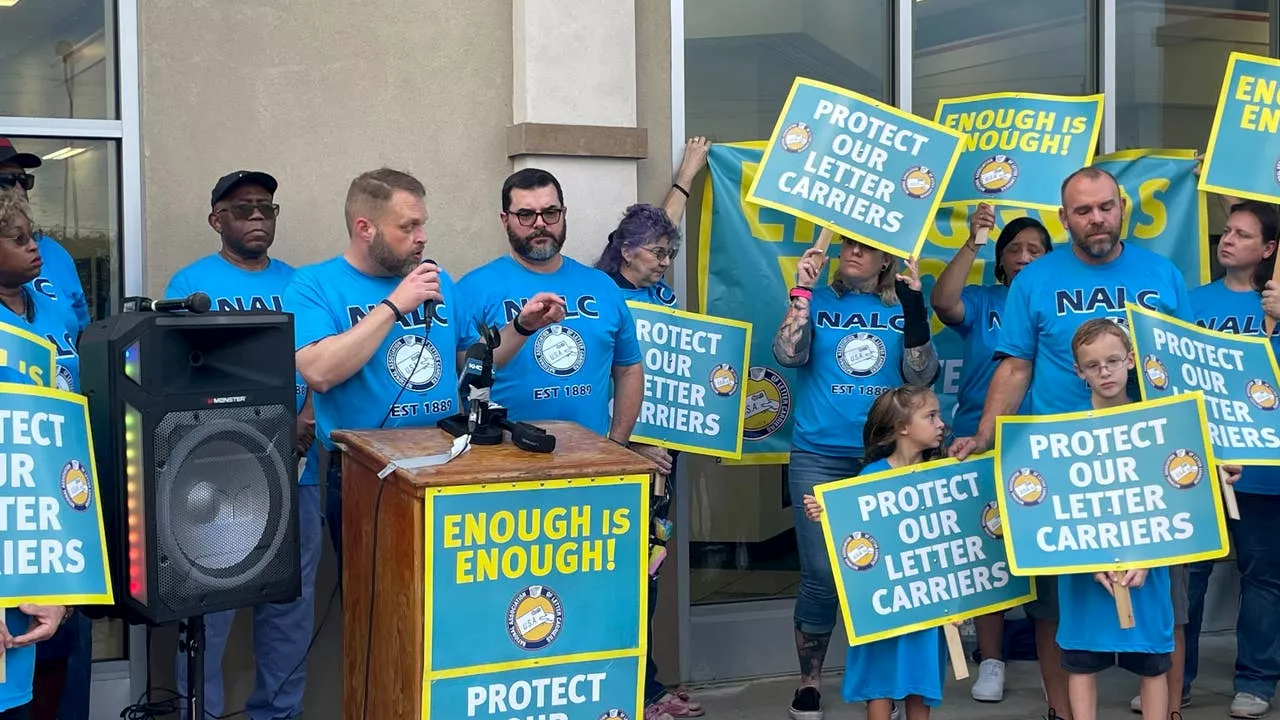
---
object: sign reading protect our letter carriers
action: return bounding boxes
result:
[995,394,1229,575]
[627,301,751,459]
[747,77,964,261]
[815,454,1034,645]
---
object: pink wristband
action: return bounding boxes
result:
[790,286,813,301]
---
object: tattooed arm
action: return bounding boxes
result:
[773,295,814,367]
[896,258,940,386]
[774,247,824,368]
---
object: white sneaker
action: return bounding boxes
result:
[971,658,1006,702]
[1231,692,1271,719]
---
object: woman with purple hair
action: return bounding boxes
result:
[597,203,681,308]
[594,137,709,720]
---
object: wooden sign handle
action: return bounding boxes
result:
[1222,477,1240,520]
[973,226,990,246]
[1114,583,1135,629]
[813,227,836,254]
[1266,259,1280,337]
[944,623,969,680]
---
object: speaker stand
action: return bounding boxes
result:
[180,615,206,720]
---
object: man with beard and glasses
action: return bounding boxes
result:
[285,167,565,572]
[457,168,651,462]
[164,170,323,720]
[950,166,1191,720]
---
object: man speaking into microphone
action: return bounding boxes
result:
[284,167,564,572]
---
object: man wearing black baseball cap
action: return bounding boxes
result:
[165,169,322,720]
[0,137,90,334]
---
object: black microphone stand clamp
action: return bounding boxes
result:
[438,321,555,453]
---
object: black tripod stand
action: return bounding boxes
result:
[179,615,207,719]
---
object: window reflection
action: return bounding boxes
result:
[0,0,116,119]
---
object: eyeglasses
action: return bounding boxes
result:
[639,245,678,262]
[217,202,280,220]
[1080,356,1130,376]
[508,207,564,227]
[0,173,35,191]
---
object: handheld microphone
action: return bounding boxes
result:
[421,257,439,324]
[147,292,212,314]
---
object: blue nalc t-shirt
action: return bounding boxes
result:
[1058,567,1174,653]
[0,286,81,393]
[457,255,642,436]
[842,457,947,705]
[0,608,36,711]
[34,233,89,334]
[945,284,1031,437]
[789,286,909,457]
[284,256,477,451]
[996,243,1192,416]
[611,275,679,308]
[1192,279,1280,495]
[166,253,318,485]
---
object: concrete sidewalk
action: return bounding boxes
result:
[686,634,1248,720]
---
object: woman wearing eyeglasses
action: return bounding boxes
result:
[0,186,80,720]
[591,138,709,720]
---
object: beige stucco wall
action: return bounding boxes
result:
[138,0,516,295]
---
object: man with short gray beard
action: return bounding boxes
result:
[458,168,646,447]
[949,166,1192,720]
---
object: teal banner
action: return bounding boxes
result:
[0,383,113,606]
[995,394,1229,574]
[626,302,750,459]
[700,143,1209,464]
[1127,304,1280,465]
[1201,52,1280,204]
[934,92,1103,210]
[814,454,1033,645]
[746,77,963,260]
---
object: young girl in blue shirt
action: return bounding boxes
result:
[802,385,950,720]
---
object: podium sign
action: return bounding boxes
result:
[423,476,649,720]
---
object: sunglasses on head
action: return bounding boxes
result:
[216,202,280,220]
[0,173,35,191]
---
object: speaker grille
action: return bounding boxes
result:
[154,405,295,605]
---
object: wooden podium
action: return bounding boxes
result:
[332,421,658,720]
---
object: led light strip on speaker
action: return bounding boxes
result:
[125,404,148,604]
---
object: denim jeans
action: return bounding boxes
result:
[176,486,324,720]
[789,450,865,635]
[1181,559,1216,695]
[1233,492,1280,701]
[325,454,343,581]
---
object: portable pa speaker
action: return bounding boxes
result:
[80,311,300,625]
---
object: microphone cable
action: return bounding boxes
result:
[362,265,436,719]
